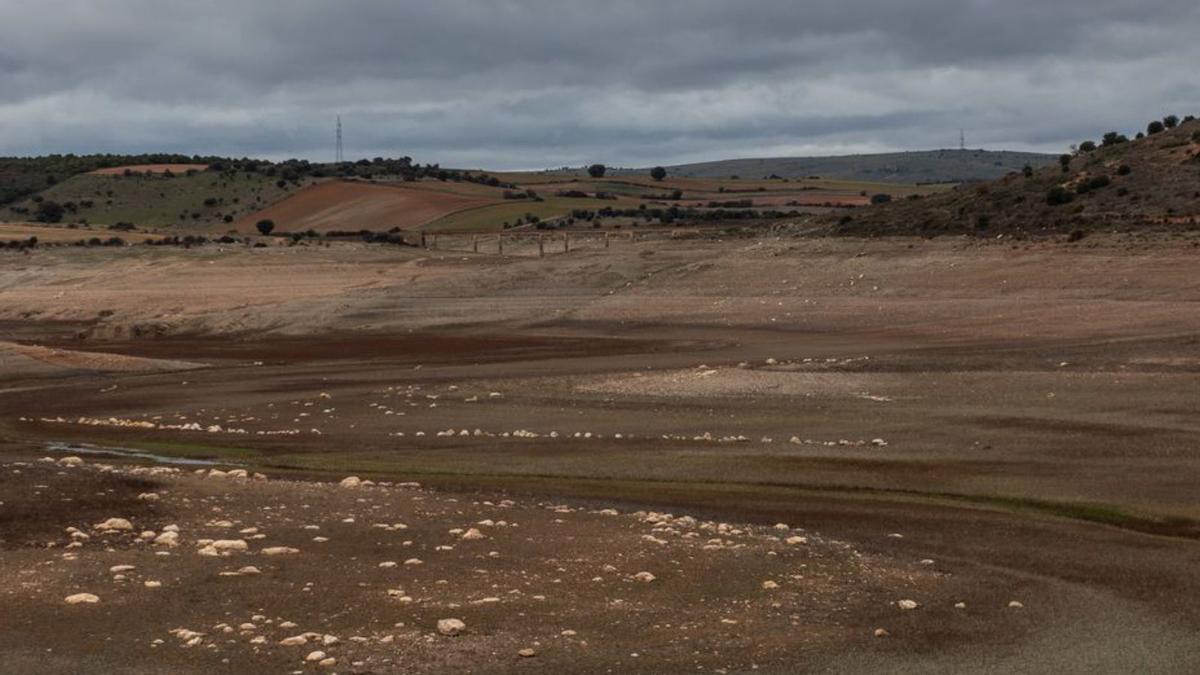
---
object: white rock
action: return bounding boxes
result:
[437,618,466,636]
[211,539,249,552]
[339,476,363,488]
[261,546,299,556]
[58,456,85,467]
[633,571,656,583]
[897,599,920,610]
[65,593,100,605]
[461,528,485,541]
[305,650,327,662]
[95,518,133,531]
[154,531,180,547]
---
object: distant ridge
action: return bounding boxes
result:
[629,150,1058,184]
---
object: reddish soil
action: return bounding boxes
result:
[233,180,501,233]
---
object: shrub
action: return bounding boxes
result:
[650,166,667,181]
[587,164,606,178]
[1078,141,1097,153]
[256,219,275,236]
[1022,164,1034,178]
[1116,165,1132,176]
[1148,120,1165,135]
[1059,154,1072,172]
[34,200,65,223]
[870,193,892,205]
[1164,115,1179,129]
[1046,186,1074,205]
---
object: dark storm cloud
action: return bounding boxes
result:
[1,0,1197,167]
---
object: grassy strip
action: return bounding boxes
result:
[11,431,1195,539]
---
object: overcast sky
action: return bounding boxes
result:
[1,1,1197,168]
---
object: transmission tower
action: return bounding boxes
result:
[336,116,344,164]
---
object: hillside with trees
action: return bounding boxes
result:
[828,115,1200,237]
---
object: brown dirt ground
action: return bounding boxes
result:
[4,231,1200,672]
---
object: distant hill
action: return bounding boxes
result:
[632,150,1058,184]
[829,117,1200,236]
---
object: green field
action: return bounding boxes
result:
[423,195,602,232]
[12,171,302,229]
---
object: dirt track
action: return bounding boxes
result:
[3,233,1200,672]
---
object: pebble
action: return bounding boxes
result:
[897,599,919,610]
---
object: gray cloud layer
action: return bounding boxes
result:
[1,0,1197,168]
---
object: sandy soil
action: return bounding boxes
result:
[4,231,1200,672]
[232,180,502,234]
[0,223,160,244]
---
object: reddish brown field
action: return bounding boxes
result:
[89,164,210,175]
[233,180,502,233]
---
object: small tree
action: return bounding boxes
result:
[1022,164,1035,178]
[869,193,892,205]
[35,200,65,223]
[587,164,606,178]
[1147,120,1165,135]
[1102,132,1128,147]
[1078,141,1097,153]
[1164,115,1179,129]
[1058,154,1072,173]
[256,219,275,236]
[650,166,667,181]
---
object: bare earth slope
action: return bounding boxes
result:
[233,180,503,233]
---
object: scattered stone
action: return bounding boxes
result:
[1008,600,1024,609]
[305,650,327,662]
[461,527,485,541]
[339,476,362,488]
[58,456,85,467]
[279,635,308,646]
[633,572,656,583]
[518,648,537,658]
[874,628,890,638]
[437,618,466,637]
[897,599,919,610]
